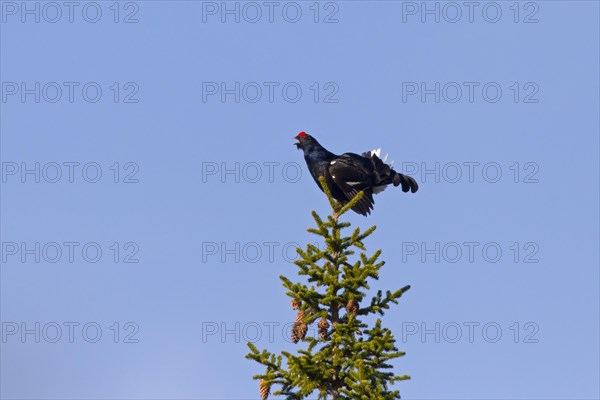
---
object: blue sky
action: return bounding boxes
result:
[1,1,599,399]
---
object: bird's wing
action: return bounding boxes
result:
[327,154,375,215]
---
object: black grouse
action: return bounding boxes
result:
[294,132,418,216]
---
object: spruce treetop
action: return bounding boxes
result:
[246,177,410,400]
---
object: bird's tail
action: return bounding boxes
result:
[363,149,419,194]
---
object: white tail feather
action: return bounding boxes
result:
[373,184,388,194]
[369,147,394,167]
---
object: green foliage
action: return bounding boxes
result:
[246,177,410,399]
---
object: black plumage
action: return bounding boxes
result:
[294,132,418,216]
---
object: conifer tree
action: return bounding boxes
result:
[246,177,411,399]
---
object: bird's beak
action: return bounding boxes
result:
[293,135,301,149]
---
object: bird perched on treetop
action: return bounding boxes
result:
[294,132,418,216]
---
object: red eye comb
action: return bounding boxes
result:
[296,132,307,138]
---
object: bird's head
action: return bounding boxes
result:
[294,131,315,150]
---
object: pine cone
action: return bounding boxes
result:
[295,309,306,322]
[291,323,305,343]
[318,317,330,339]
[291,310,307,343]
[346,299,359,316]
[259,378,269,400]
[291,325,300,344]
[290,299,300,310]
[295,320,308,342]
